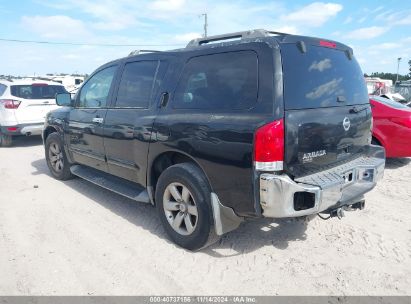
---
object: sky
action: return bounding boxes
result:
[0,0,410,76]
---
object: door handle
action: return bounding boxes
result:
[159,92,169,108]
[92,117,104,124]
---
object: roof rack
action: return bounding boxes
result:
[186,29,289,48]
[128,49,161,56]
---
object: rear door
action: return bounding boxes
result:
[10,84,65,124]
[68,65,118,172]
[103,58,168,184]
[281,42,371,177]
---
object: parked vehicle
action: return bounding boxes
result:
[365,77,392,95]
[370,95,411,157]
[43,29,385,250]
[379,92,408,104]
[394,80,411,102]
[0,79,67,147]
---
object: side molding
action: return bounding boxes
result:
[210,193,244,236]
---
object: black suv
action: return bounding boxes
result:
[43,29,385,250]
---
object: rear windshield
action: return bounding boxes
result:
[11,85,67,99]
[282,44,368,110]
[371,95,410,109]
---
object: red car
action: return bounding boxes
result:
[370,95,411,158]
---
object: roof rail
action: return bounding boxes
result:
[128,49,161,56]
[186,29,289,48]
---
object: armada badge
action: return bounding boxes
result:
[302,150,327,163]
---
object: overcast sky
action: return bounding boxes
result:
[1,0,410,76]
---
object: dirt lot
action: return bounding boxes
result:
[0,136,410,295]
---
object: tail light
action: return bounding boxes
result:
[0,99,21,109]
[319,40,336,48]
[254,119,284,171]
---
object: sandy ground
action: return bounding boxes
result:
[0,136,410,296]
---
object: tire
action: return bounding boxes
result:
[0,133,12,147]
[155,162,219,250]
[371,137,380,145]
[45,133,73,180]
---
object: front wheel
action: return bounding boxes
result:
[155,163,219,250]
[45,133,73,180]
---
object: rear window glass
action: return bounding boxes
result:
[371,95,410,109]
[394,84,411,101]
[0,84,6,96]
[282,44,368,109]
[173,51,258,110]
[116,61,159,108]
[11,84,67,99]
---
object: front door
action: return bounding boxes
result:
[103,59,168,184]
[68,65,118,172]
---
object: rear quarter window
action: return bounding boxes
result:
[0,84,6,96]
[173,51,258,110]
[282,44,368,110]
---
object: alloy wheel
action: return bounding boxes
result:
[163,182,198,236]
[48,142,64,172]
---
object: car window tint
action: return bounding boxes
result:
[115,61,159,108]
[371,95,410,109]
[79,66,117,108]
[173,51,258,110]
[10,85,67,99]
[282,44,368,109]
[0,84,6,96]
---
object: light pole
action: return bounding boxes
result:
[396,57,402,83]
[201,13,208,38]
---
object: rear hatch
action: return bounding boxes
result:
[281,40,371,178]
[10,83,66,124]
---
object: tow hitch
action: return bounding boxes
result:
[319,200,365,220]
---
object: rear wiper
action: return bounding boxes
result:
[349,105,368,114]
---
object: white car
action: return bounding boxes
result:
[0,79,67,147]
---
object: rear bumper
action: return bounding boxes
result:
[259,146,385,218]
[0,123,43,136]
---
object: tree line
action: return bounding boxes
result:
[364,60,411,83]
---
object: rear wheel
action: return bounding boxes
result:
[155,163,219,250]
[371,137,381,146]
[45,133,73,180]
[0,133,12,147]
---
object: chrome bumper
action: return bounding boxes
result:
[259,147,385,218]
[20,124,43,135]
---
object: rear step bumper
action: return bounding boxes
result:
[259,146,385,218]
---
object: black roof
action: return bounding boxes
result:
[100,29,353,69]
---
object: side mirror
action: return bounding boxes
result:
[56,93,72,106]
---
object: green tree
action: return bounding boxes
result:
[368,72,410,83]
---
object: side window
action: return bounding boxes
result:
[0,84,7,96]
[78,66,116,108]
[115,61,159,108]
[173,51,258,110]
